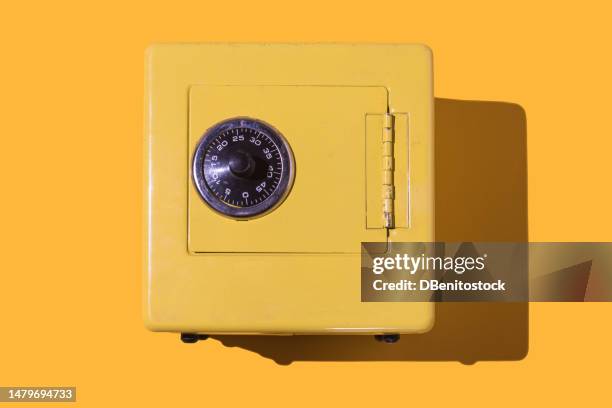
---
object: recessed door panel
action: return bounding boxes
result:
[188,85,388,253]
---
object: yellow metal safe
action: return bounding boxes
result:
[144,44,434,340]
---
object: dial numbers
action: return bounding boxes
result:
[203,127,282,207]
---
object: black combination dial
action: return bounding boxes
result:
[192,117,295,219]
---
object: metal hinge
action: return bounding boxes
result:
[382,113,395,229]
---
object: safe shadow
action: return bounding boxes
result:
[212,98,529,364]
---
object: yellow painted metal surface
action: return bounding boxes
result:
[144,44,434,334]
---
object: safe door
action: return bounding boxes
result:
[188,85,390,254]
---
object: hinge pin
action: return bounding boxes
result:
[382,113,395,228]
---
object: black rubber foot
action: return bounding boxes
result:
[374,334,400,344]
[180,333,209,343]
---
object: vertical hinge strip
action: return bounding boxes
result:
[382,113,395,228]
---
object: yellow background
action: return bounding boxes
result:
[1,1,611,407]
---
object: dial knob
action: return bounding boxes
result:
[192,117,295,219]
[228,151,255,178]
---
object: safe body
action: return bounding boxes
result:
[144,44,434,335]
